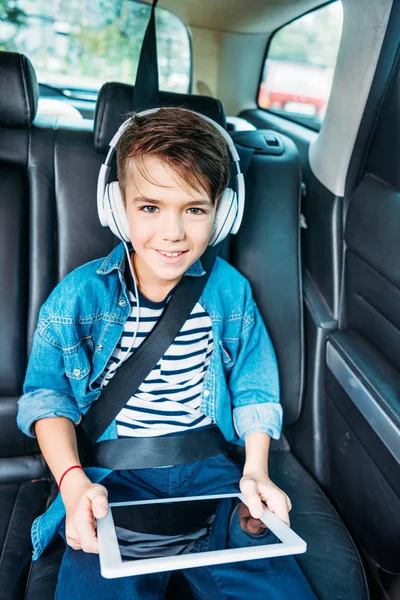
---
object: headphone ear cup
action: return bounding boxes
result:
[105,181,131,242]
[208,188,237,246]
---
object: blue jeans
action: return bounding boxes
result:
[55,453,316,599]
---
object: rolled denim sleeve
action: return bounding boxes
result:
[17,326,81,438]
[230,297,282,440]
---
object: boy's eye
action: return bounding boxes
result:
[140,206,206,215]
[187,207,205,215]
[141,205,159,213]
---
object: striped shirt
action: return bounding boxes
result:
[96,266,214,438]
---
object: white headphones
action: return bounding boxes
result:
[97,107,245,246]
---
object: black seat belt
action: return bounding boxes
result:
[132,0,160,111]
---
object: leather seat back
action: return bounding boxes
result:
[0,52,43,471]
[230,130,303,423]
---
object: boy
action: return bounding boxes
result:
[17,108,316,598]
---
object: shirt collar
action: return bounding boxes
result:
[96,242,206,278]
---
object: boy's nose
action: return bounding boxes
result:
[161,214,185,241]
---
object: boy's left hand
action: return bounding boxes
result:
[239,469,292,526]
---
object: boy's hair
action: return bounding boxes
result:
[116,108,231,206]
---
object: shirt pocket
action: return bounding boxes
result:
[219,339,239,372]
[63,336,93,381]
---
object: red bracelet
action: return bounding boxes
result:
[58,465,84,493]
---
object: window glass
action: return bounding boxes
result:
[0,0,191,98]
[258,1,343,130]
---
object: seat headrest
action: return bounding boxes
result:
[94,82,226,154]
[0,52,39,127]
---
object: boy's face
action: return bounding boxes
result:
[124,156,216,292]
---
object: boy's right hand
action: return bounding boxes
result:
[60,471,109,553]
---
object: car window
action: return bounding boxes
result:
[0,0,191,106]
[258,1,343,130]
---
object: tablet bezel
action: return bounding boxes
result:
[96,492,306,579]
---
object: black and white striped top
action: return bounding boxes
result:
[97,268,214,438]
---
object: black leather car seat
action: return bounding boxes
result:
[0,52,50,600]
[0,52,370,600]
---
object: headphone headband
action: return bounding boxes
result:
[105,107,241,166]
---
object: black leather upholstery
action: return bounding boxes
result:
[93,82,226,153]
[330,331,400,434]
[0,161,29,394]
[326,333,400,572]
[0,480,50,600]
[231,130,303,424]
[0,51,370,600]
[0,52,38,127]
[270,450,369,599]
[0,59,43,462]
[0,52,49,600]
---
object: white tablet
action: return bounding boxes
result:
[96,492,306,579]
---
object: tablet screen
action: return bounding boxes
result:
[110,497,278,562]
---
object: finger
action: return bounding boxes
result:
[278,491,292,514]
[65,531,81,546]
[240,478,264,519]
[87,485,109,519]
[65,521,82,550]
[66,537,82,551]
[76,499,99,553]
[261,486,290,526]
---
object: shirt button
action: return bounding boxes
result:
[97,344,103,351]
[73,368,81,377]
[203,389,211,397]
[119,298,127,306]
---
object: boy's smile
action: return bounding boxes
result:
[124,156,216,301]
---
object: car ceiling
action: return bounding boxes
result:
[157,0,325,34]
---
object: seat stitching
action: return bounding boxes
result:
[333,339,400,424]
[24,558,34,599]
[355,292,400,340]
[347,246,399,289]
[19,55,30,124]
[0,483,22,571]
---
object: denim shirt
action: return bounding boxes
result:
[17,242,281,560]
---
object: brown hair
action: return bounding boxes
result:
[116,107,230,205]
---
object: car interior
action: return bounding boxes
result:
[0,0,399,598]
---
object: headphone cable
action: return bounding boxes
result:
[122,241,141,360]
